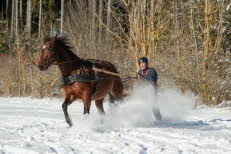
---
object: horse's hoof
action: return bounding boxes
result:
[66,119,73,127]
[67,123,72,128]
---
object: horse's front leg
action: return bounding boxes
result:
[62,100,73,127]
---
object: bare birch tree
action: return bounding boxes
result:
[92,0,97,43]
[15,0,20,47]
[60,0,64,35]
[26,0,32,39]
[6,0,9,30]
[38,0,42,39]
[19,0,23,33]
[98,0,103,42]
[10,0,15,41]
[201,0,210,102]
[106,0,112,40]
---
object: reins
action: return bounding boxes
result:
[51,58,139,83]
[92,67,138,83]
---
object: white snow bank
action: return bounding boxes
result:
[0,86,231,153]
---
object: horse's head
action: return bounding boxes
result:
[38,36,57,71]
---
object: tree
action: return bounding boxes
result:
[106,0,112,40]
[60,0,64,35]
[92,0,97,42]
[15,0,20,47]
[10,0,15,41]
[26,0,32,39]
[98,0,103,42]
[38,0,42,39]
[19,0,23,33]
[6,0,9,30]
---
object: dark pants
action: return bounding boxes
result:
[152,84,162,121]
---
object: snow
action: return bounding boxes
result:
[0,86,231,154]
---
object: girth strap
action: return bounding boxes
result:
[61,74,96,85]
[61,74,99,97]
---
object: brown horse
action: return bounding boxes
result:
[37,36,124,127]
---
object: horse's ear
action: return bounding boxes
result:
[43,37,47,42]
[51,35,57,43]
[53,35,57,42]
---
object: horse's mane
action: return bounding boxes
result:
[45,36,79,59]
[44,36,96,68]
[56,36,79,59]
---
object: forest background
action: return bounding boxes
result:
[0,0,231,106]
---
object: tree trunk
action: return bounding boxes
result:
[1,3,3,21]
[6,0,9,30]
[10,0,15,41]
[15,0,20,47]
[26,0,32,39]
[149,0,154,65]
[215,1,225,53]
[88,0,92,10]
[140,0,147,56]
[38,0,42,39]
[92,0,97,42]
[98,0,103,43]
[202,0,210,104]
[106,0,112,40]
[128,1,140,72]
[19,0,23,34]
[60,0,64,35]
[174,0,180,57]
[91,0,97,58]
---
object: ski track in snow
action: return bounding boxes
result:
[0,92,231,153]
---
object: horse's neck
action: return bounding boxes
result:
[57,49,82,76]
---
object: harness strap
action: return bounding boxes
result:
[61,73,99,97]
[92,71,100,97]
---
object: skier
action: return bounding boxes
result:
[138,57,162,121]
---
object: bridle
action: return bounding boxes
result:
[43,41,81,66]
[41,42,56,69]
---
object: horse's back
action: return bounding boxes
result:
[87,59,118,73]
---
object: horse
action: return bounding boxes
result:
[37,36,124,127]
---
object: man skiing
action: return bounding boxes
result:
[138,57,162,121]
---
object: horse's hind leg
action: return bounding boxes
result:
[95,99,105,114]
[62,100,73,127]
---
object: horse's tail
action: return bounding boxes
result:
[110,77,124,103]
[97,60,124,103]
[109,92,115,104]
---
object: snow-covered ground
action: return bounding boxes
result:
[0,86,231,154]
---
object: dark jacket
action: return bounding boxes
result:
[138,67,158,83]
